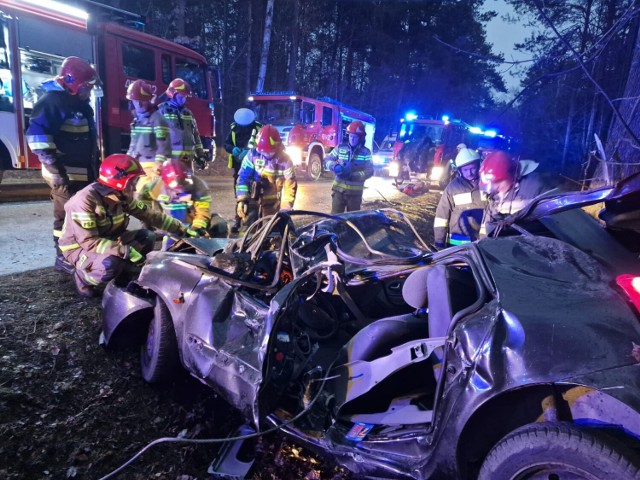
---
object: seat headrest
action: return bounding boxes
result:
[402,267,431,309]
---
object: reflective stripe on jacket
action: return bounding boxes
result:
[224,121,262,168]
[434,176,485,247]
[26,90,97,173]
[58,182,184,259]
[157,102,204,159]
[236,149,297,208]
[325,143,373,194]
[142,176,212,229]
[127,109,171,170]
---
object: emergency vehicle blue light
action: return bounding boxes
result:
[484,130,497,138]
[404,111,418,121]
[469,126,483,134]
[442,115,450,122]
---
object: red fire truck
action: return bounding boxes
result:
[0,0,218,181]
[390,113,515,187]
[247,92,375,180]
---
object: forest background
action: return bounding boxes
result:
[97,0,640,183]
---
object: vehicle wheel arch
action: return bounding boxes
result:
[106,306,154,349]
[306,143,325,181]
[456,383,640,478]
[0,138,16,170]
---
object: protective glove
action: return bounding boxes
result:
[232,146,242,157]
[194,156,207,170]
[128,247,145,266]
[333,164,344,176]
[236,201,248,220]
[50,172,70,187]
[185,227,201,238]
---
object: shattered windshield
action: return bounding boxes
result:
[290,209,429,273]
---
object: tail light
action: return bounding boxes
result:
[616,275,640,312]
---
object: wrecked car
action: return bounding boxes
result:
[101,181,640,479]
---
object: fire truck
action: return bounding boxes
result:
[247,92,375,180]
[390,113,515,187]
[0,0,219,181]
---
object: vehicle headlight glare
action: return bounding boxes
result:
[389,161,400,177]
[430,166,444,181]
[286,146,302,166]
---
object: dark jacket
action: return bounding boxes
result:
[434,176,486,247]
[26,90,98,179]
[324,143,373,195]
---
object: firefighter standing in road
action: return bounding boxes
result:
[325,120,373,214]
[58,154,191,298]
[433,148,485,249]
[479,150,550,237]
[224,108,263,233]
[157,78,210,172]
[236,125,297,230]
[26,56,100,274]
[125,79,170,203]
[139,159,228,248]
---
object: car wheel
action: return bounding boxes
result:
[478,422,640,480]
[306,153,322,181]
[140,298,179,383]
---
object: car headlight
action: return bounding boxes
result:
[430,166,444,181]
[373,154,385,166]
[389,161,400,177]
[286,146,302,166]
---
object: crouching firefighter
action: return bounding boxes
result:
[139,158,228,248]
[235,125,297,231]
[58,154,189,298]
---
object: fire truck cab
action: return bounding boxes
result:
[0,0,218,182]
[248,92,375,181]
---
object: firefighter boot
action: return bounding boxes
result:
[54,239,75,275]
[73,272,97,298]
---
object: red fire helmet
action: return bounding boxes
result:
[346,120,366,137]
[479,150,517,187]
[56,56,101,95]
[126,79,155,101]
[256,125,282,155]
[98,154,144,191]
[161,159,191,190]
[165,78,192,99]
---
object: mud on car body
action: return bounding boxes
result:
[101,178,640,479]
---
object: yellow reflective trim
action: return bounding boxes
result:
[60,125,89,133]
[59,243,80,251]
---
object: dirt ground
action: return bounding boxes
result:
[0,190,438,480]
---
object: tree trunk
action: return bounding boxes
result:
[255,0,275,93]
[175,0,186,37]
[246,0,253,96]
[287,0,300,91]
[602,19,640,181]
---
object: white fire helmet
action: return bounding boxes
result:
[455,148,481,168]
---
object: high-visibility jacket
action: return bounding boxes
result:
[236,149,297,208]
[224,121,262,169]
[126,108,171,173]
[58,182,184,259]
[434,176,486,247]
[157,101,204,160]
[26,90,98,179]
[142,175,212,230]
[480,161,550,237]
[324,143,373,195]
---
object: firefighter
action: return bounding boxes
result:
[325,120,373,214]
[479,150,550,237]
[125,79,171,203]
[224,108,263,233]
[235,125,297,230]
[433,148,486,249]
[26,56,100,274]
[58,154,192,298]
[157,78,210,172]
[138,159,228,248]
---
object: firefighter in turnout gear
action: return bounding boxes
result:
[157,78,210,171]
[125,79,170,202]
[26,56,100,274]
[139,159,228,248]
[58,154,189,298]
[224,108,263,233]
[236,125,297,231]
[325,120,373,214]
[479,150,550,237]
[433,148,485,249]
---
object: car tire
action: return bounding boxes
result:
[140,298,179,383]
[306,153,323,181]
[478,422,640,480]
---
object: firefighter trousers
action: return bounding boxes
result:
[65,229,156,289]
[331,191,363,214]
